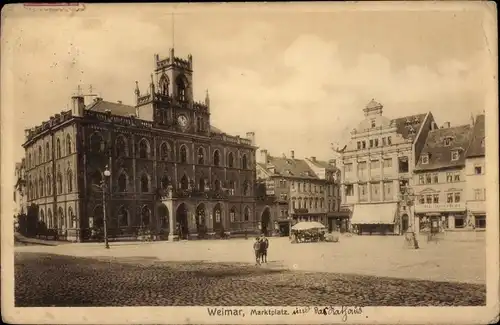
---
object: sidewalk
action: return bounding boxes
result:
[15,233,66,246]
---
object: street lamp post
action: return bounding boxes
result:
[400,183,419,249]
[102,165,111,249]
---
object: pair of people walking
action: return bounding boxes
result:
[253,234,269,266]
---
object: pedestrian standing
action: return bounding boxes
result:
[253,237,261,265]
[260,234,269,264]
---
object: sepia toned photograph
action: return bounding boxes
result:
[1,2,498,324]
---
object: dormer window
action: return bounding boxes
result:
[371,119,376,128]
[444,137,452,147]
[451,150,459,161]
[421,154,429,164]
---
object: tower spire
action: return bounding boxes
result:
[150,74,155,94]
[135,81,140,98]
[172,12,175,50]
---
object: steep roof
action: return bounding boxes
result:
[86,99,225,135]
[366,99,383,109]
[306,158,339,172]
[415,124,472,172]
[465,114,485,158]
[86,99,136,116]
[260,156,319,180]
[391,113,427,140]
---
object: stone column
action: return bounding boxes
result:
[168,200,175,241]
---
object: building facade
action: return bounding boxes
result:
[22,48,258,242]
[338,99,436,235]
[256,150,342,235]
[14,159,28,216]
[465,114,486,229]
[412,122,473,231]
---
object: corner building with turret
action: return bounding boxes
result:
[22,49,258,242]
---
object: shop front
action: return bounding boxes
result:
[326,211,351,233]
[350,203,399,235]
[416,212,467,232]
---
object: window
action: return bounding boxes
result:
[425,174,431,184]
[39,177,44,197]
[242,154,248,169]
[446,172,453,183]
[374,138,379,147]
[371,160,380,169]
[433,173,438,183]
[371,119,376,128]
[382,137,386,146]
[179,145,188,163]
[180,175,189,190]
[398,156,409,173]
[345,163,353,172]
[47,174,52,195]
[140,174,149,192]
[141,206,151,226]
[418,175,424,185]
[90,133,103,153]
[421,155,429,164]
[371,183,380,200]
[387,136,392,145]
[244,206,250,221]
[46,143,50,161]
[118,173,127,192]
[159,74,169,96]
[474,189,485,201]
[357,141,361,150]
[116,136,128,157]
[383,158,392,168]
[228,152,234,168]
[230,207,236,222]
[447,193,453,203]
[426,195,432,204]
[213,150,220,166]
[292,199,296,209]
[214,179,221,191]
[56,138,62,158]
[242,180,250,196]
[118,206,129,227]
[160,142,171,161]
[139,139,149,159]
[67,170,73,192]
[433,194,439,203]
[455,216,464,228]
[38,146,42,164]
[362,141,366,149]
[57,173,63,195]
[444,138,451,146]
[197,148,205,164]
[369,139,373,148]
[418,195,425,204]
[176,75,188,101]
[345,184,354,196]
[474,166,482,175]
[454,192,460,203]
[454,173,460,182]
[383,182,392,198]
[451,151,459,161]
[358,162,367,171]
[66,134,72,155]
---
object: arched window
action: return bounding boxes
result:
[242,154,248,169]
[46,142,50,161]
[57,173,63,194]
[214,179,221,191]
[118,172,127,192]
[161,175,170,190]
[159,74,169,96]
[140,173,149,192]
[230,206,237,222]
[213,150,221,166]
[38,146,42,164]
[179,145,188,164]
[47,209,53,228]
[34,179,38,198]
[292,197,297,209]
[67,169,73,192]
[56,138,62,158]
[244,206,250,221]
[198,177,206,191]
[180,175,189,190]
[40,209,45,224]
[46,174,52,195]
[160,142,171,161]
[139,139,150,159]
[176,74,188,101]
[228,180,236,195]
[39,177,44,197]
[197,147,205,164]
[115,135,128,157]
[58,207,65,229]
[228,152,234,168]
[92,171,102,186]
[90,133,103,153]
[68,207,76,228]
[66,134,72,155]
[141,206,151,226]
[242,180,250,196]
[118,206,129,227]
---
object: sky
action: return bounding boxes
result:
[1,3,496,163]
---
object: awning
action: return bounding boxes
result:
[351,203,398,225]
[327,211,351,218]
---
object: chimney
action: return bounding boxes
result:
[310,156,316,162]
[246,132,255,145]
[442,122,451,129]
[290,150,295,159]
[260,149,268,164]
[71,95,85,117]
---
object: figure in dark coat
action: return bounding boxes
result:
[259,235,269,263]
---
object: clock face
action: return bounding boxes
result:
[177,115,188,128]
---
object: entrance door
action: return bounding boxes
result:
[401,214,409,233]
[176,203,189,239]
[157,204,169,235]
[261,207,271,236]
[196,203,206,236]
[213,203,223,232]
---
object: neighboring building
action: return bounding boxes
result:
[22,48,257,242]
[412,122,473,232]
[338,99,436,235]
[256,150,342,235]
[465,114,486,229]
[14,159,27,216]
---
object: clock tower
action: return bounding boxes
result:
[135,48,210,135]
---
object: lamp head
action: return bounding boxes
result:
[103,165,111,177]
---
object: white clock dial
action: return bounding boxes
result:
[178,115,188,127]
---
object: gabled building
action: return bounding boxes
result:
[465,114,486,229]
[256,150,342,235]
[412,122,473,231]
[338,99,436,235]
